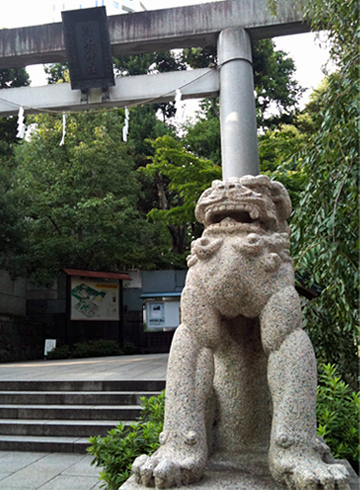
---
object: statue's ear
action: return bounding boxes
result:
[195,185,214,224]
[270,181,292,221]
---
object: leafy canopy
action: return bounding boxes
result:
[11,110,172,284]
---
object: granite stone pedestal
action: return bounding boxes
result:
[121,452,358,490]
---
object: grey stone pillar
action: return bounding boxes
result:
[218,28,260,179]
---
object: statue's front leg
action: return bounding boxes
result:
[261,286,350,490]
[132,286,220,488]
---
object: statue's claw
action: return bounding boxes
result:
[132,454,156,487]
[271,449,350,490]
[132,443,206,488]
[153,459,182,489]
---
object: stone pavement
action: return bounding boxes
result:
[0,353,168,382]
[0,451,102,490]
[0,354,168,489]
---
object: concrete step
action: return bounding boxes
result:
[0,419,133,437]
[0,404,142,420]
[0,380,166,392]
[0,434,92,453]
[0,378,163,453]
[0,391,159,405]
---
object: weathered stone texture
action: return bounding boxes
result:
[124,177,353,490]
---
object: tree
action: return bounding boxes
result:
[41,56,180,274]
[135,42,303,266]
[258,119,309,208]
[252,39,304,129]
[10,110,173,285]
[183,100,221,165]
[0,67,29,90]
[183,40,303,134]
[182,40,302,170]
[139,135,221,261]
[264,0,359,384]
[44,63,69,84]
[0,67,30,158]
[0,157,26,274]
[0,67,30,270]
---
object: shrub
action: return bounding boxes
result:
[88,391,165,489]
[46,345,71,360]
[122,341,136,355]
[46,340,124,360]
[72,340,123,358]
[317,363,359,473]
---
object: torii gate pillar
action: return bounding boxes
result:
[218,27,260,179]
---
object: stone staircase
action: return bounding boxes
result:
[0,379,165,453]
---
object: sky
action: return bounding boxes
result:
[1,0,331,108]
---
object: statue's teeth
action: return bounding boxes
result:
[250,208,259,220]
[221,217,237,224]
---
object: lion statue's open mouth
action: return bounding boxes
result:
[195,175,291,234]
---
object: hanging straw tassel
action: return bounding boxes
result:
[174,89,184,123]
[122,106,130,142]
[59,112,66,146]
[16,106,26,139]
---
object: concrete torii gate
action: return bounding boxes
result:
[0,0,309,179]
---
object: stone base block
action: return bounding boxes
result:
[120,452,358,490]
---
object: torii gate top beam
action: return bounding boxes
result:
[0,0,309,69]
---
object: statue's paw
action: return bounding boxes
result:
[153,458,183,488]
[271,453,350,490]
[132,454,156,487]
[132,452,205,488]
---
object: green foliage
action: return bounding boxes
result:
[44,62,69,84]
[0,67,30,89]
[9,109,172,284]
[0,157,27,273]
[182,46,217,69]
[142,136,221,225]
[122,341,136,355]
[114,51,186,77]
[288,0,359,383]
[184,101,221,164]
[266,0,359,384]
[139,135,221,259]
[252,39,304,129]
[46,340,135,360]
[317,364,359,472]
[183,39,303,132]
[114,51,185,122]
[72,340,123,358]
[0,67,30,271]
[88,391,165,489]
[128,105,172,160]
[0,67,30,159]
[46,345,72,360]
[258,122,308,208]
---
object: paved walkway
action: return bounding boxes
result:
[0,353,168,381]
[0,451,102,490]
[0,354,168,489]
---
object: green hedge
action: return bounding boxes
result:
[46,339,135,360]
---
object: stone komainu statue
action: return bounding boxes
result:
[131,176,350,490]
